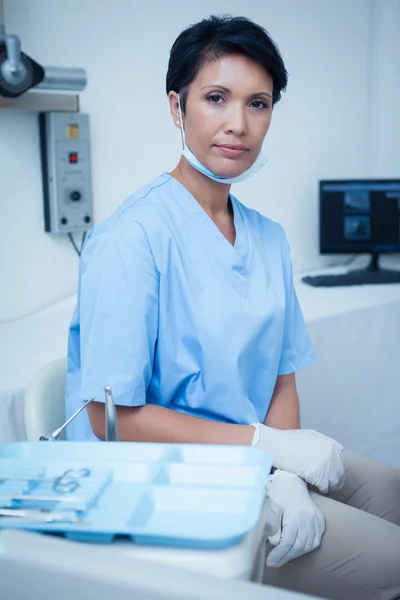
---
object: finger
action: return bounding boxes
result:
[267,535,300,568]
[267,539,295,568]
[266,523,298,568]
[309,465,330,494]
[312,430,343,452]
[317,511,326,537]
[286,525,310,563]
[310,533,322,552]
[335,454,346,489]
[328,452,346,491]
[324,435,344,451]
[307,517,325,555]
[309,512,325,552]
[269,528,281,547]
[289,539,311,563]
[291,514,324,561]
[281,509,325,565]
[327,470,340,492]
[315,476,329,494]
[336,470,346,490]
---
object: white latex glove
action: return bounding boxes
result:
[251,423,345,493]
[266,469,325,568]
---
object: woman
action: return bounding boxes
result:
[66,15,400,600]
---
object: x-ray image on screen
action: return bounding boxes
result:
[344,216,371,240]
[385,192,400,211]
[344,191,371,213]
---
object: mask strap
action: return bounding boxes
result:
[177,93,186,150]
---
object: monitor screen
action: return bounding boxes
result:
[319,180,400,254]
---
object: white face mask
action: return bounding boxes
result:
[177,93,267,185]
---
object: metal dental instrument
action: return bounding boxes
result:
[0,468,91,491]
[0,508,85,523]
[39,385,119,441]
[104,385,119,442]
[0,508,84,523]
[0,494,86,503]
[53,468,91,494]
[39,397,95,441]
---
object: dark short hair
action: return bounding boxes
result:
[166,15,288,112]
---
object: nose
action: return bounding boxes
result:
[223,102,247,137]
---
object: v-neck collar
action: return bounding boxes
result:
[164,173,245,245]
[164,173,249,295]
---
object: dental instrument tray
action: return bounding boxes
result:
[0,442,272,549]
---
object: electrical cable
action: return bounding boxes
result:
[68,232,81,257]
[68,231,87,257]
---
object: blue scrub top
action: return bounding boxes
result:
[65,173,315,440]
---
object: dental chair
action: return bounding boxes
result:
[24,357,67,440]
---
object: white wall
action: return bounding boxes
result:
[367,0,400,177]
[0,0,398,322]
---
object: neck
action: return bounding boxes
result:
[170,157,231,218]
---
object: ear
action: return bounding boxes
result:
[168,91,182,128]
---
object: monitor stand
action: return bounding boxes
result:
[302,253,400,287]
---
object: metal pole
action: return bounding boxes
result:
[36,66,87,92]
[104,386,120,442]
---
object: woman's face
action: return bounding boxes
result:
[171,53,273,178]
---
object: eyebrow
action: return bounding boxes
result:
[201,84,273,100]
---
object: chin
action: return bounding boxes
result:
[206,158,250,179]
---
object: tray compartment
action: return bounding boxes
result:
[158,463,262,488]
[126,486,255,547]
[175,444,268,466]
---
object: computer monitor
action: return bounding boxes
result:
[303,179,400,287]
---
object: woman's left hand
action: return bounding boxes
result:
[266,469,325,568]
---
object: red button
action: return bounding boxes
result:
[69,152,78,163]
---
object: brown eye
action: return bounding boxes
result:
[250,99,269,109]
[207,94,223,103]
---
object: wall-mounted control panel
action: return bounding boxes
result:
[39,112,93,234]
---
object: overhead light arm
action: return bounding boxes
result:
[0,0,87,97]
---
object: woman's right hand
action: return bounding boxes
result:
[251,423,345,493]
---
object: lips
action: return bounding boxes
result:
[216,144,248,158]
[216,144,248,151]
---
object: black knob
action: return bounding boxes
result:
[70,190,81,202]
[84,215,91,224]
[60,217,68,225]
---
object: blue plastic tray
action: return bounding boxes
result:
[0,442,273,549]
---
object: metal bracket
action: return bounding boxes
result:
[0,91,79,112]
